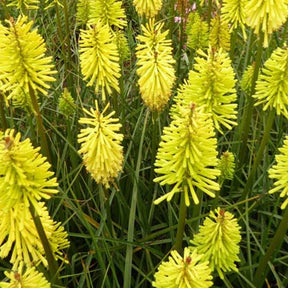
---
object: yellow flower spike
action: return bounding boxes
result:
[88,0,127,29]
[114,31,130,62]
[133,0,162,18]
[154,104,220,206]
[221,0,248,39]
[0,263,50,288]
[186,12,209,51]
[190,207,241,279]
[0,16,56,109]
[173,47,237,133]
[58,87,75,118]
[0,129,58,212]
[209,14,231,52]
[0,202,69,268]
[78,101,124,188]
[240,64,255,95]
[79,21,121,101]
[253,47,288,118]
[136,19,175,111]
[152,247,213,288]
[76,0,91,25]
[269,136,288,209]
[245,0,288,47]
[218,151,235,184]
[6,0,39,11]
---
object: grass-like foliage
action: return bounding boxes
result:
[1,0,288,287]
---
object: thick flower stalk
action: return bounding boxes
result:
[269,136,288,209]
[173,48,237,133]
[190,207,241,279]
[79,21,121,101]
[186,12,209,51]
[154,104,220,206]
[253,47,288,118]
[0,16,56,109]
[221,0,248,38]
[0,201,69,268]
[133,0,162,18]
[152,247,213,288]
[245,0,288,47]
[78,101,124,188]
[209,15,230,51]
[88,0,127,29]
[136,19,175,111]
[0,264,50,288]
[0,129,58,211]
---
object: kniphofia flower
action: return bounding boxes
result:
[154,104,220,206]
[245,0,288,47]
[152,247,213,288]
[78,101,124,188]
[58,87,75,117]
[0,129,58,211]
[269,136,288,209]
[186,12,209,51]
[136,19,175,111]
[173,47,237,133]
[218,151,235,184]
[240,64,255,95]
[0,264,50,288]
[76,0,91,25]
[0,201,69,268]
[88,0,127,29]
[253,46,288,118]
[221,0,248,39]
[133,0,162,18]
[190,207,241,279]
[114,31,130,62]
[0,16,56,109]
[209,15,230,51]
[79,21,121,101]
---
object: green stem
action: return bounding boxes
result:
[55,3,68,81]
[29,204,60,285]
[0,94,7,130]
[174,191,187,253]
[253,207,288,287]
[241,109,275,200]
[191,189,203,233]
[123,109,149,288]
[207,0,213,28]
[238,32,264,169]
[62,0,73,88]
[29,86,51,163]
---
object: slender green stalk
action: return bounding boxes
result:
[29,86,51,163]
[55,2,69,82]
[207,0,213,28]
[174,191,187,253]
[191,189,203,233]
[62,0,73,87]
[124,109,149,288]
[0,94,7,130]
[241,109,275,200]
[253,207,288,287]
[29,203,60,285]
[238,32,264,169]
